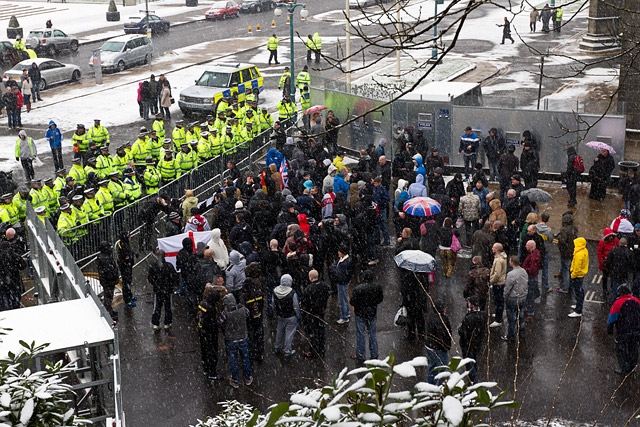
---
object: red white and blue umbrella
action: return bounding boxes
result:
[402,197,441,217]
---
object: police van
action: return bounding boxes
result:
[178,62,264,116]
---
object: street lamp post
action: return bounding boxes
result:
[274,3,308,99]
[431,0,444,62]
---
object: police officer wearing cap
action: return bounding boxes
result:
[96,146,115,180]
[87,119,110,148]
[143,157,162,195]
[216,96,231,114]
[71,123,89,164]
[29,179,48,212]
[172,120,186,148]
[276,95,295,128]
[152,112,166,140]
[108,171,128,209]
[34,206,47,224]
[70,194,89,237]
[278,66,291,98]
[259,107,273,133]
[148,129,164,161]
[176,142,195,174]
[112,145,131,175]
[221,126,235,159]
[122,168,142,202]
[12,187,30,221]
[57,202,79,245]
[160,138,173,158]
[186,122,201,143]
[68,157,87,186]
[206,115,216,133]
[84,156,98,179]
[0,193,19,225]
[158,149,180,185]
[209,128,223,157]
[82,188,104,220]
[96,179,114,215]
[53,168,67,194]
[197,131,212,162]
[131,129,151,175]
[214,111,227,134]
[42,178,59,216]
[61,176,75,199]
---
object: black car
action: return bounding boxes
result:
[124,15,170,34]
[240,0,274,13]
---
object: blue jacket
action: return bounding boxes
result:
[459,131,480,155]
[372,185,390,209]
[333,173,350,197]
[45,120,63,150]
[408,174,427,198]
[414,156,426,181]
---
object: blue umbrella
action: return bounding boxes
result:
[394,250,436,273]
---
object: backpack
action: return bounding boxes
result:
[573,155,585,173]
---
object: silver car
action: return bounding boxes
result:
[89,34,153,73]
[2,58,81,90]
[27,28,79,57]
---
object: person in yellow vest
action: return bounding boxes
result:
[209,128,224,158]
[278,67,292,98]
[108,171,128,209]
[258,107,273,133]
[29,179,48,212]
[71,123,89,165]
[112,145,131,175]
[554,6,563,33]
[160,138,173,158]
[87,119,110,148]
[130,130,151,174]
[13,35,25,51]
[300,84,311,130]
[188,140,201,167]
[221,126,235,157]
[95,146,114,180]
[197,131,212,162]
[217,96,231,114]
[242,108,257,128]
[276,95,295,128]
[296,65,311,92]
[122,168,142,202]
[312,32,322,63]
[34,205,47,224]
[239,122,255,151]
[148,129,164,161]
[214,111,227,135]
[143,157,161,195]
[231,104,244,122]
[176,143,197,175]
[82,188,104,221]
[186,122,201,143]
[0,193,19,225]
[305,34,315,63]
[71,195,89,236]
[96,179,114,215]
[53,168,66,194]
[267,33,280,65]
[12,187,30,221]
[152,112,166,139]
[84,156,99,178]
[172,120,186,149]
[42,178,59,215]
[158,150,180,186]
[57,203,79,244]
[25,45,36,59]
[206,115,216,132]
[68,158,87,186]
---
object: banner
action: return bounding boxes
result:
[157,230,212,270]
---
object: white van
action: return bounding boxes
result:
[89,34,153,72]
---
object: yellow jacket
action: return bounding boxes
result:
[570,237,589,279]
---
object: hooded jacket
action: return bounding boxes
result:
[570,237,589,279]
[182,193,198,223]
[225,250,246,292]
[207,228,229,268]
[333,172,350,197]
[97,241,119,287]
[273,274,300,318]
[408,174,427,198]
[414,156,426,180]
[424,300,452,351]
[45,120,63,150]
[556,212,578,259]
[597,228,619,271]
[218,294,248,341]
[176,237,198,284]
[490,251,507,285]
[535,222,554,253]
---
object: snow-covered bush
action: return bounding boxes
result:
[0,341,88,426]
[192,353,517,427]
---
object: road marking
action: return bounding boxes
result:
[591,274,602,284]
[585,291,604,304]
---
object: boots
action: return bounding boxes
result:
[26,104,31,113]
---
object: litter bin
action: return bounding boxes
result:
[618,161,639,177]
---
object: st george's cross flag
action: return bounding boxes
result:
[157,230,212,270]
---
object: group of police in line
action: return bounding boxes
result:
[2,93,286,245]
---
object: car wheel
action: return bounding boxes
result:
[117,60,126,72]
[40,79,47,91]
[70,40,79,52]
[163,24,170,32]
[71,70,81,81]
[144,54,150,65]
[46,45,56,57]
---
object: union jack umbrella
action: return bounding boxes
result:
[402,196,441,217]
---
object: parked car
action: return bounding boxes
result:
[0,41,30,68]
[205,1,240,19]
[26,28,79,56]
[124,15,170,34]
[2,58,81,90]
[179,62,264,116]
[89,34,153,73]
[240,0,273,13]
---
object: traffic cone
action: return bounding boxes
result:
[256,23,261,31]
[271,19,276,28]
[248,26,252,34]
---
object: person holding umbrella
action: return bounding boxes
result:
[587,144,616,202]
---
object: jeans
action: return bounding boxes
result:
[569,277,584,314]
[275,316,297,354]
[15,108,21,126]
[161,106,170,119]
[376,207,390,245]
[493,285,505,323]
[566,180,577,206]
[32,81,41,101]
[560,258,572,291]
[463,154,477,179]
[142,100,151,120]
[355,315,378,359]
[6,108,16,128]
[464,220,478,246]
[225,338,252,382]
[425,346,449,385]
[488,160,499,182]
[506,298,525,340]
[366,231,377,261]
[526,276,539,316]
[541,254,549,291]
[151,293,172,326]
[337,283,350,321]
[51,147,64,172]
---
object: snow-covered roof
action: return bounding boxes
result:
[401,82,480,101]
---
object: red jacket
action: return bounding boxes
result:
[15,92,23,109]
[597,232,619,271]
[522,249,541,278]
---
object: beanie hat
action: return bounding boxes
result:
[280,274,293,287]
[235,201,243,209]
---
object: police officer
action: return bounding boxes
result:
[172,120,186,149]
[82,188,104,221]
[214,111,227,135]
[152,112,166,139]
[197,131,212,162]
[96,179,114,216]
[57,203,79,244]
[143,157,161,195]
[300,84,311,130]
[53,168,67,194]
[108,171,128,209]
[217,96,231,114]
[42,178,59,216]
[29,179,48,212]
[148,129,163,161]
[259,107,273,133]
[71,195,89,237]
[131,129,150,175]
[278,67,292,98]
[87,119,110,148]
[96,146,114,180]
[209,129,223,158]
[68,157,87,186]
[0,193,19,225]
[176,143,196,175]
[296,65,311,92]
[12,187,30,221]
[206,115,216,132]
[84,157,98,179]
[112,144,131,176]
[71,124,89,164]
[276,95,295,130]
[123,168,142,202]
[267,33,280,65]
[158,149,180,186]
[186,122,201,142]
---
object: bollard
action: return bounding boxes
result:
[248,26,252,34]
[271,19,276,28]
[256,23,261,31]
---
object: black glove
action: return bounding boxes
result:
[15,157,18,161]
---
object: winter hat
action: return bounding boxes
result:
[280,274,293,287]
[282,188,292,197]
[303,180,313,190]
[635,223,640,230]
[235,200,244,209]
[328,164,338,174]
[620,209,631,218]
[323,159,332,167]
[285,194,297,204]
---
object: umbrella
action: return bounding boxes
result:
[402,197,441,217]
[394,250,436,273]
[521,188,553,203]
[304,105,327,115]
[585,141,616,154]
